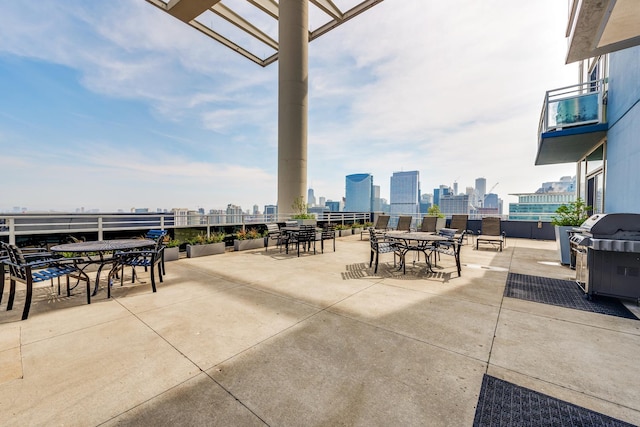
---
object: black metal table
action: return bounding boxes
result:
[385,231,452,273]
[50,239,155,296]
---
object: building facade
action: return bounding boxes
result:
[345,174,373,212]
[536,4,640,214]
[390,171,420,216]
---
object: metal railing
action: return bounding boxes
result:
[538,79,606,135]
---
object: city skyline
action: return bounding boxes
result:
[1,1,577,213]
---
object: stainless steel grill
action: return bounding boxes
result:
[572,213,640,301]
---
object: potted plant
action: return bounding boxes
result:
[427,205,447,231]
[186,233,226,258]
[234,228,266,251]
[351,222,364,236]
[335,224,351,237]
[551,198,591,265]
[290,196,317,226]
[164,238,182,262]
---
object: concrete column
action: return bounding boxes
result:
[277,0,308,217]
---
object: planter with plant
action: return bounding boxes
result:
[186,233,226,258]
[164,239,182,262]
[351,222,364,236]
[551,198,591,265]
[234,228,266,251]
[290,196,316,226]
[335,224,351,237]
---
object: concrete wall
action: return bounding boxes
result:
[605,46,640,213]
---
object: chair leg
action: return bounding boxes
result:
[22,279,33,320]
[150,266,157,293]
[0,266,4,305]
[158,262,164,283]
[374,251,379,273]
[7,279,16,311]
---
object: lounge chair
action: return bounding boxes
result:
[476,217,506,251]
[449,214,469,244]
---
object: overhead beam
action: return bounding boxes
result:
[310,0,343,21]
[211,3,278,50]
[167,0,222,22]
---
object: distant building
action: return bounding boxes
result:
[509,176,576,221]
[226,204,243,223]
[264,205,277,217]
[307,188,316,207]
[475,178,487,204]
[345,173,373,212]
[325,200,341,212]
[390,171,420,217]
[440,194,471,215]
[172,208,190,226]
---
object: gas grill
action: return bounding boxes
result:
[571,213,640,301]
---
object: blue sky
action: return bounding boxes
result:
[0,1,578,213]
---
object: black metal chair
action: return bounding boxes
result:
[286,225,316,257]
[369,228,403,273]
[426,229,466,277]
[108,231,166,298]
[1,242,90,320]
[265,223,285,252]
[320,224,336,253]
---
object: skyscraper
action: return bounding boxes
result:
[307,188,316,207]
[390,171,420,216]
[475,177,487,205]
[345,174,373,212]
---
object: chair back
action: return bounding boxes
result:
[481,217,502,236]
[0,242,28,282]
[374,215,390,230]
[322,224,336,238]
[449,215,468,232]
[146,230,167,244]
[420,216,437,232]
[438,228,457,239]
[266,223,280,235]
[396,216,412,232]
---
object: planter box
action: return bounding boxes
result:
[164,246,180,262]
[351,227,363,236]
[338,229,352,237]
[555,225,573,265]
[234,238,265,251]
[295,219,317,227]
[186,242,225,258]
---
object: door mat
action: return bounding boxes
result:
[504,273,637,320]
[473,374,635,426]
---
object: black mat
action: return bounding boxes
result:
[473,374,635,426]
[505,273,638,320]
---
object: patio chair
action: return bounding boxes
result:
[320,224,336,253]
[449,214,469,244]
[428,229,466,277]
[420,216,438,232]
[1,242,90,320]
[396,215,412,232]
[286,225,316,257]
[476,217,506,251]
[360,214,390,240]
[108,231,167,297]
[369,228,403,274]
[265,223,285,252]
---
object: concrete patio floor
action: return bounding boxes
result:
[1,235,639,426]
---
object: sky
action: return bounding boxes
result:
[0,0,579,213]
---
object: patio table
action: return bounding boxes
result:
[50,239,155,296]
[385,231,453,274]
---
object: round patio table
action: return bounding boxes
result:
[385,231,452,274]
[51,239,155,296]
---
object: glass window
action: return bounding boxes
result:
[586,145,604,174]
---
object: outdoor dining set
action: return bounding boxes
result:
[1,216,507,321]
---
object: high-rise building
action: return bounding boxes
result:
[345,174,373,212]
[390,171,420,216]
[226,204,243,224]
[307,188,316,207]
[475,178,487,204]
[508,176,576,221]
[372,185,382,212]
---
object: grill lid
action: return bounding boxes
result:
[580,213,640,240]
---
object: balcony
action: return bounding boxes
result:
[2,234,640,424]
[535,79,608,166]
